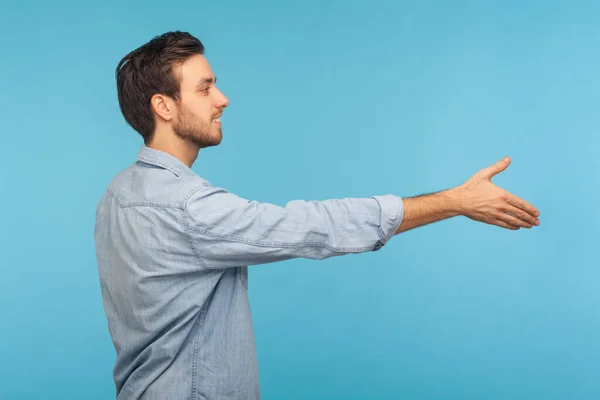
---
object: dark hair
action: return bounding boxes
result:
[115,31,205,142]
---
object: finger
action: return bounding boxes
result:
[502,203,540,226]
[496,211,533,229]
[481,157,511,179]
[493,219,520,230]
[506,195,540,218]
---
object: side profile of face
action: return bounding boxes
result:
[163,54,229,148]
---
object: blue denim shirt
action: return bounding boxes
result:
[94,146,404,399]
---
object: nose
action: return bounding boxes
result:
[215,88,229,109]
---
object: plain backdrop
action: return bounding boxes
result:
[1,1,599,399]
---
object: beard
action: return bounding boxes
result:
[172,103,222,148]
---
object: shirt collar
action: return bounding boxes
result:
[136,146,196,178]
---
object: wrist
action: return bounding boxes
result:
[442,187,466,216]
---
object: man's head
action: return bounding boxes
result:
[116,31,229,148]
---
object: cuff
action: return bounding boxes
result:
[372,195,405,250]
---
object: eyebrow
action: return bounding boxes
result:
[196,76,217,88]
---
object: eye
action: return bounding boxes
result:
[201,87,210,94]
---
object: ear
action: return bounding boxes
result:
[151,94,175,122]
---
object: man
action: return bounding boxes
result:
[94,31,540,400]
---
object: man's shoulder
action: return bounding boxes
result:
[102,161,210,210]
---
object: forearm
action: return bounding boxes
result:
[395,189,462,234]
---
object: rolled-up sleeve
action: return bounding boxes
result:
[183,186,404,269]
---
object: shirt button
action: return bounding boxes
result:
[373,241,384,251]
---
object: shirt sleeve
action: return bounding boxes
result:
[183,186,404,269]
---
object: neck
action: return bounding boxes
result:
[146,132,200,168]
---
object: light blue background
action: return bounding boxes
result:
[1,1,598,399]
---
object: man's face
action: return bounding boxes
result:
[172,54,229,148]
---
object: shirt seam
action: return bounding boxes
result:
[186,225,375,253]
[107,188,186,209]
[180,208,210,269]
[191,297,211,400]
[180,184,217,269]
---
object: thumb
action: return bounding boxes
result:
[482,156,511,179]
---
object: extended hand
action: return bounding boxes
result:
[455,157,540,230]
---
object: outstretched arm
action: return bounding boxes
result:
[184,157,539,269]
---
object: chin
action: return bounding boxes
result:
[198,131,222,148]
[213,130,223,144]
